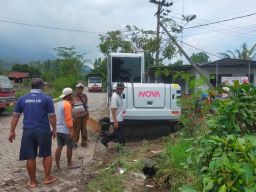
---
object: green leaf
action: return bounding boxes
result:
[244,186,256,192]
[213,147,223,157]
[203,177,214,191]
[242,163,254,184]
[219,184,227,192]
[233,80,239,88]
[245,135,256,146]
[178,185,198,192]
[209,160,218,172]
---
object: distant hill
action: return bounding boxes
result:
[0,61,13,71]
[0,42,55,64]
[82,65,92,74]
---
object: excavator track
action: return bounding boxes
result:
[98,117,180,141]
[123,120,180,141]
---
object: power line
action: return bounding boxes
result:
[0,18,101,34]
[184,12,256,29]
[170,14,256,39]
[178,40,223,59]
[182,24,256,39]
[159,35,223,59]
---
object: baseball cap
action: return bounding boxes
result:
[59,87,73,98]
[76,82,85,88]
[116,82,125,88]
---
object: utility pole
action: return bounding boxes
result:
[160,22,214,89]
[149,0,173,65]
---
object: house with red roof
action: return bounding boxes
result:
[7,71,30,83]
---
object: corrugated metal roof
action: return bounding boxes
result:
[198,58,256,67]
[8,71,29,78]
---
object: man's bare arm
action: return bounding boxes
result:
[9,114,20,143]
[111,108,119,129]
[48,114,57,138]
[111,108,117,122]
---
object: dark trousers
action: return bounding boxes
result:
[101,122,125,146]
[73,116,88,145]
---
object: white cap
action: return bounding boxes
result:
[76,82,85,88]
[59,87,73,98]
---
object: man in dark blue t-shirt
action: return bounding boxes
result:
[8,78,58,188]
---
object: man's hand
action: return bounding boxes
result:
[8,131,16,143]
[68,127,75,139]
[113,122,119,129]
[10,115,20,143]
[85,113,89,120]
[51,129,57,139]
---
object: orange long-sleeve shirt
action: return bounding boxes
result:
[63,100,73,129]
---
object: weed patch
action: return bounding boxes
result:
[85,168,123,192]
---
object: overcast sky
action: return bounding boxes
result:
[0,0,255,66]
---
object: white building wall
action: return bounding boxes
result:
[187,66,256,93]
[202,67,256,79]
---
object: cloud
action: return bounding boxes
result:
[0,0,255,64]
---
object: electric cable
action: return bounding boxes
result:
[0,18,102,34]
[184,12,256,29]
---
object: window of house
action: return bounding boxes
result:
[218,74,232,85]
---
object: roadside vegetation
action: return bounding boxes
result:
[5,47,86,99]
[84,77,256,192]
[155,81,256,191]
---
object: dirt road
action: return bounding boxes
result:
[0,90,108,192]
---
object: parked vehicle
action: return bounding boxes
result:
[88,76,102,92]
[107,52,181,121]
[0,76,15,113]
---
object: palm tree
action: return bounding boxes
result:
[220,43,256,60]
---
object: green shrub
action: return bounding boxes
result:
[179,92,211,138]
[50,75,78,98]
[182,83,256,192]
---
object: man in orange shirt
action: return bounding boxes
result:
[55,88,78,171]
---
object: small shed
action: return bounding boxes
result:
[8,71,30,83]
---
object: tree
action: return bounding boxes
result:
[92,58,107,81]
[12,63,29,72]
[97,23,183,71]
[39,60,57,83]
[220,43,256,60]
[190,52,209,64]
[37,47,87,97]
[53,46,84,76]
[172,60,183,66]
[11,63,41,77]
[99,31,133,55]
[126,23,182,67]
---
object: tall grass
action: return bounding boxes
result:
[155,136,199,191]
[86,169,123,192]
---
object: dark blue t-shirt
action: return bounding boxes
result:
[14,89,55,133]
